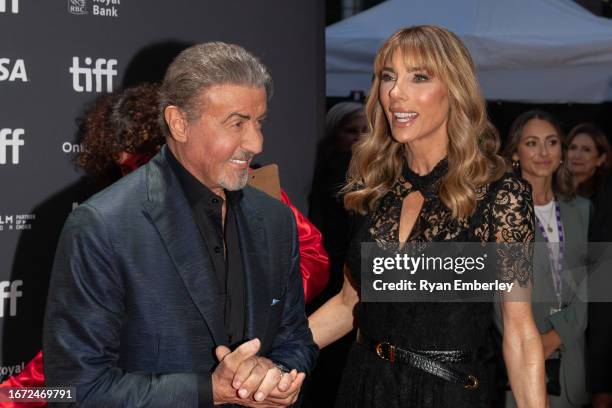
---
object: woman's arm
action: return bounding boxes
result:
[501,299,547,408]
[492,176,546,407]
[308,265,359,349]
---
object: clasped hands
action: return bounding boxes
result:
[212,338,305,407]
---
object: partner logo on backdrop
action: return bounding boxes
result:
[0,362,25,382]
[0,0,19,14]
[68,0,120,17]
[0,59,28,82]
[0,128,25,165]
[0,280,23,318]
[62,141,84,154]
[0,213,35,232]
[70,57,117,92]
[68,0,87,14]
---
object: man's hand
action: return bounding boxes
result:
[232,358,305,405]
[212,338,305,407]
[212,338,261,405]
[264,370,306,406]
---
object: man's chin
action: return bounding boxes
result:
[219,174,248,191]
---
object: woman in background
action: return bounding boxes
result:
[566,123,610,200]
[499,109,589,407]
[567,123,612,408]
[310,101,367,296]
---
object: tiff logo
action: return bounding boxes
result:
[69,57,117,92]
[0,0,18,13]
[0,128,25,165]
[0,280,22,318]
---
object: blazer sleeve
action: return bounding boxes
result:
[547,278,587,349]
[265,207,319,373]
[43,204,211,408]
[547,199,590,349]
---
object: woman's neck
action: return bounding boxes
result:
[404,137,448,175]
[524,174,554,205]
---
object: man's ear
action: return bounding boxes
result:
[164,105,188,143]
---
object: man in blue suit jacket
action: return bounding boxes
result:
[43,42,318,407]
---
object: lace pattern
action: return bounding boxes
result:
[366,158,534,286]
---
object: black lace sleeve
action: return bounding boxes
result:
[490,174,535,287]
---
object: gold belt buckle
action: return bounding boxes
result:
[375,341,396,363]
[465,374,479,390]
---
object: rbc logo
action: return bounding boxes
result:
[0,59,28,82]
[0,128,25,165]
[0,280,23,318]
[0,0,18,13]
[69,57,117,92]
[68,0,87,15]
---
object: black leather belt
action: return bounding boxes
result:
[356,330,480,390]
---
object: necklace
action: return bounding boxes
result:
[535,201,555,233]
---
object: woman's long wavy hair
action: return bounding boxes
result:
[502,109,575,199]
[343,25,505,219]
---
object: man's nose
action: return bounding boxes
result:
[242,124,263,155]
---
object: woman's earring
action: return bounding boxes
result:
[512,160,520,170]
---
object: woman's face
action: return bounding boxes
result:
[513,118,562,180]
[378,50,450,147]
[568,133,606,179]
[337,114,368,152]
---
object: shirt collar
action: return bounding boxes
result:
[164,147,242,209]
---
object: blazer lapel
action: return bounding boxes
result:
[558,199,583,301]
[534,227,556,304]
[142,148,227,345]
[234,191,272,345]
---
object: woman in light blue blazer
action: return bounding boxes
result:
[497,110,589,407]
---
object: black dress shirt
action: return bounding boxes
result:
[165,148,246,346]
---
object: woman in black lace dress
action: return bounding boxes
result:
[309,26,546,407]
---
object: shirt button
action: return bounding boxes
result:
[212,198,220,204]
[214,246,222,254]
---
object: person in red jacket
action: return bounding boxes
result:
[0,83,328,405]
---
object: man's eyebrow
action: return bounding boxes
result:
[222,112,250,124]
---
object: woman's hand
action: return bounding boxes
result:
[540,329,561,359]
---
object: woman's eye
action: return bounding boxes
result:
[413,73,429,82]
[549,139,558,146]
[381,73,395,82]
[526,141,536,147]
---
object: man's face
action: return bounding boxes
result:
[173,84,267,194]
